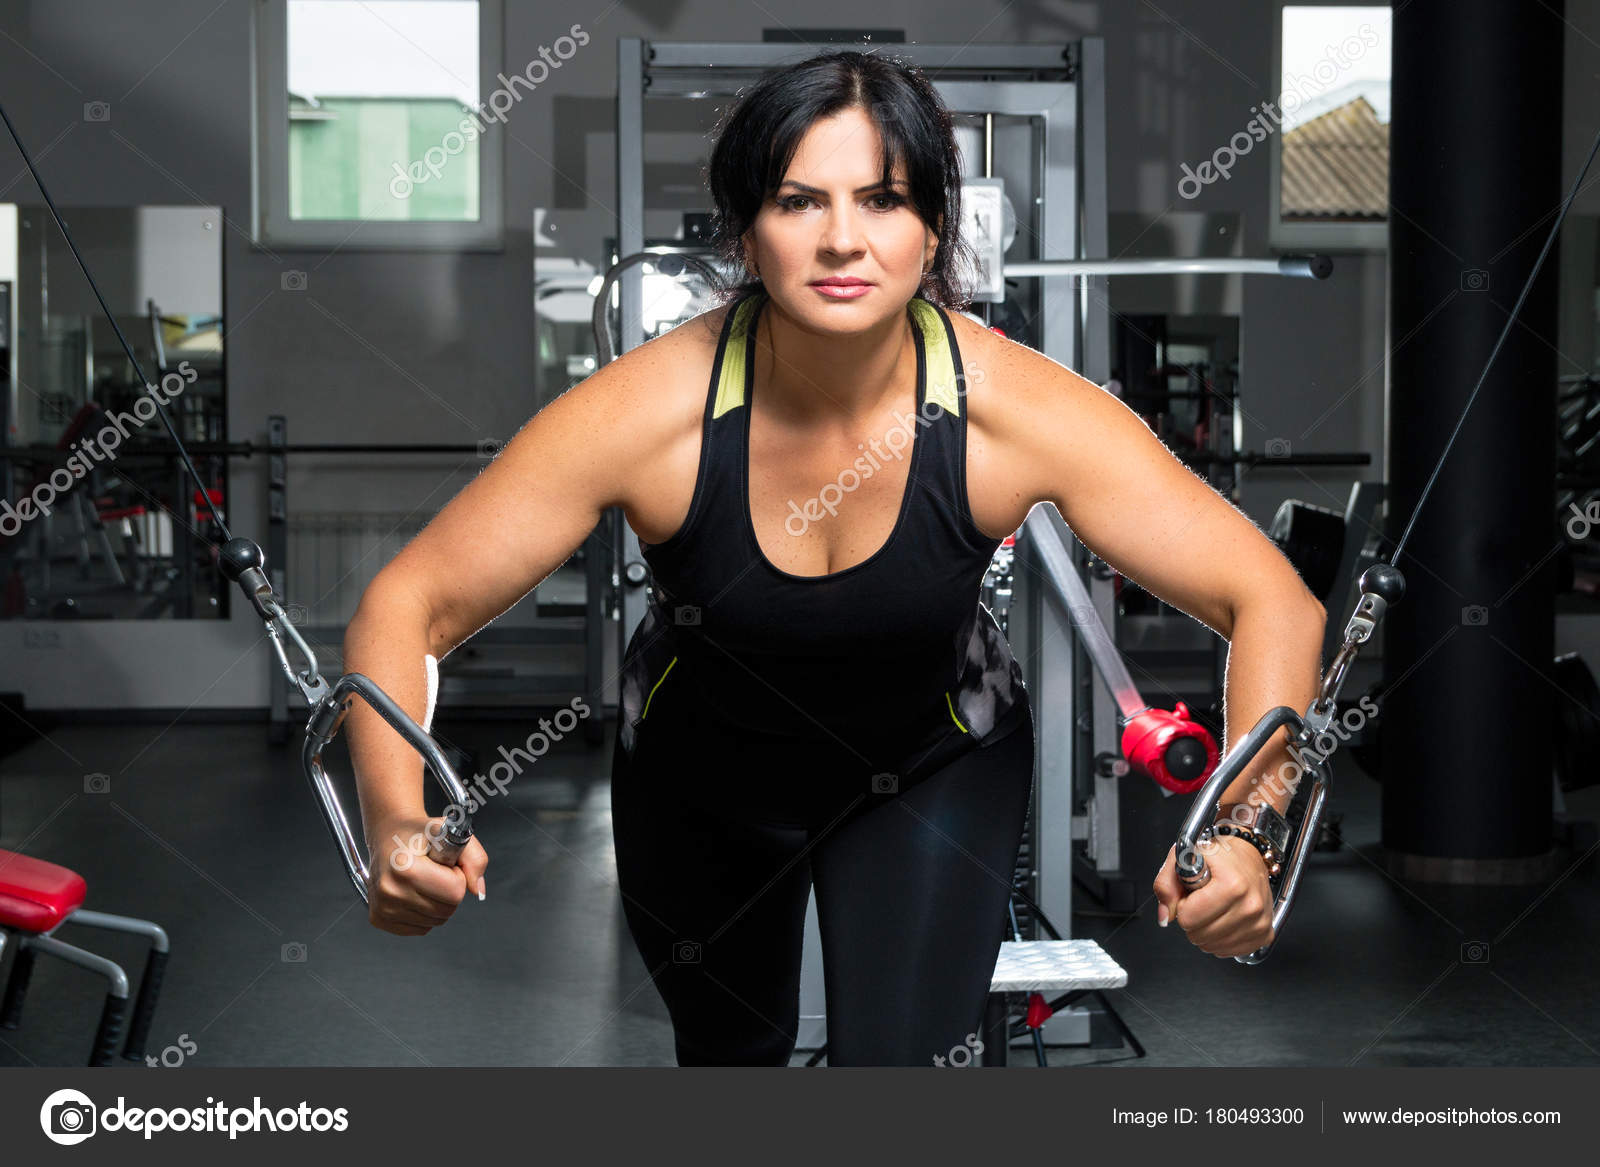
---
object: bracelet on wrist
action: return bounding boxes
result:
[1209,822,1284,878]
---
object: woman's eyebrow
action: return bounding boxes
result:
[776,179,909,195]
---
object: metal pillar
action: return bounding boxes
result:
[1383,0,1561,882]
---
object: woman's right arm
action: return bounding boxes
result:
[341,351,654,933]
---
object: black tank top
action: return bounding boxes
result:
[618,289,1029,780]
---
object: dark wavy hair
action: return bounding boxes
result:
[704,50,974,312]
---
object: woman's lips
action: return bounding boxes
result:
[810,282,872,299]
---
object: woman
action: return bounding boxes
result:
[343,51,1326,1066]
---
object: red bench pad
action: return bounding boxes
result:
[0,850,87,932]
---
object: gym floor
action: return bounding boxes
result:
[2,714,1594,1068]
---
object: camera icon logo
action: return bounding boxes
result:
[83,101,110,123]
[1460,940,1489,964]
[40,1088,97,1145]
[1461,605,1488,626]
[674,605,701,626]
[672,940,701,964]
[281,270,308,292]
[284,603,308,626]
[281,942,308,963]
[1265,437,1291,458]
[84,772,111,794]
[871,772,899,794]
[477,437,503,459]
[1460,268,1489,292]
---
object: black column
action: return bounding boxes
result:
[1382,0,1564,882]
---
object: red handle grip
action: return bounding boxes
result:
[1121,701,1219,794]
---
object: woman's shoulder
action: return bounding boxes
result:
[939,304,1106,433]
[582,297,733,543]
[571,297,731,436]
[939,304,1116,539]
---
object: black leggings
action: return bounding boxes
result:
[609,704,1035,1067]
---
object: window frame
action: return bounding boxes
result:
[252,0,505,251]
[1269,2,1389,253]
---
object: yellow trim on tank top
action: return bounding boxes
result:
[641,656,678,720]
[713,296,761,419]
[945,690,970,733]
[712,293,961,419]
[907,298,961,417]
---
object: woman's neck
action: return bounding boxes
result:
[749,293,918,430]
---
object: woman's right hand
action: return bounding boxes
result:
[365,813,490,936]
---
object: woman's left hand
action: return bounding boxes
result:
[1151,836,1275,958]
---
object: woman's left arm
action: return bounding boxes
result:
[979,336,1327,956]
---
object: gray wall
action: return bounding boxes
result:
[1,0,1596,709]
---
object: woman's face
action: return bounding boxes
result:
[743,105,940,333]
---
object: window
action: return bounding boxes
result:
[254,0,505,250]
[1270,5,1391,250]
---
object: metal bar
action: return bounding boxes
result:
[146,298,167,375]
[1203,451,1370,467]
[62,909,169,952]
[224,444,489,454]
[1078,38,1111,385]
[26,933,129,997]
[643,42,1073,72]
[171,457,191,618]
[267,416,289,742]
[1005,255,1333,279]
[298,622,586,646]
[1023,505,1144,719]
[436,673,597,696]
[0,444,501,461]
[615,39,651,737]
[1076,42,1121,908]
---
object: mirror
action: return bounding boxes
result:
[0,204,226,619]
